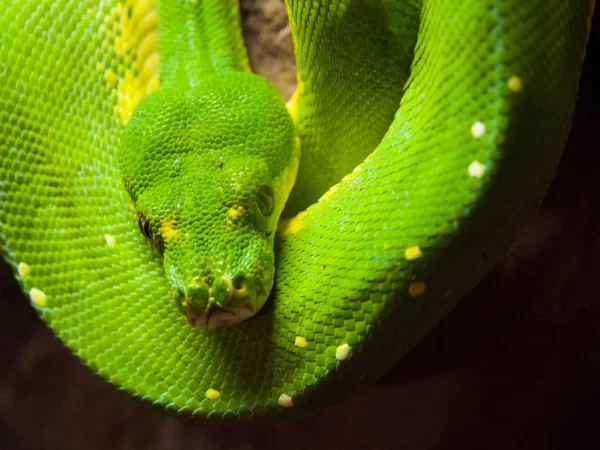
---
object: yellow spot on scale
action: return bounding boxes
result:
[468,160,486,178]
[160,217,177,240]
[336,343,351,361]
[104,234,116,248]
[30,288,47,307]
[104,69,116,85]
[96,62,105,73]
[229,206,245,221]
[404,246,423,261]
[295,336,307,348]
[278,210,309,235]
[278,394,294,408]
[205,388,220,400]
[409,281,426,297]
[471,121,486,139]
[18,262,31,278]
[507,76,523,93]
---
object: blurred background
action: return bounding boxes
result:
[1,1,598,449]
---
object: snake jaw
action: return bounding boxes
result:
[176,274,265,329]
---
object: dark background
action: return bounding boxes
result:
[1,3,598,450]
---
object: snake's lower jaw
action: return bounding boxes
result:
[186,302,258,329]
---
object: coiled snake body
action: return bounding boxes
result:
[0,0,593,419]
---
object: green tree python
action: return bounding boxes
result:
[0,0,594,419]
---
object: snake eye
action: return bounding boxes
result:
[257,185,274,217]
[137,213,152,239]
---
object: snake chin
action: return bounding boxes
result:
[187,303,257,330]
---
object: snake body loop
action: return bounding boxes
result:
[0,0,593,419]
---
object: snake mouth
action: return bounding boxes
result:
[186,302,257,329]
[173,274,265,329]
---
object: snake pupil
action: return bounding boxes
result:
[138,214,152,239]
[257,185,274,216]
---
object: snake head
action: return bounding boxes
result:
[119,73,298,329]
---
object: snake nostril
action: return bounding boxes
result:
[229,275,256,308]
[232,274,245,291]
[232,274,255,295]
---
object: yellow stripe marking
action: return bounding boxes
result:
[111,0,159,123]
[278,210,309,236]
[286,78,304,123]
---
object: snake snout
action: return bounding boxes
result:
[176,274,260,329]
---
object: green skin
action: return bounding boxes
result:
[0,0,593,419]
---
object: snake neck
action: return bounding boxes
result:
[158,0,250,87]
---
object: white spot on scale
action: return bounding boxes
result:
[278,394,294,408]
[471,121,486,139]
[18,262,31,277]
[30,288,47,307]
[468,161,486,178]
[507,76,523,93]
[336,343,351,361]
[104,234,116,247]
[409,281,426,297]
